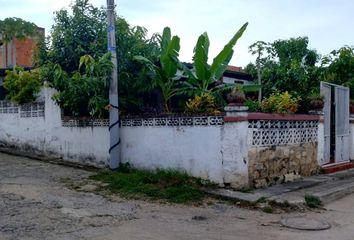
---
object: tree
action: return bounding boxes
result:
[322,46,354,98]
[183,23,249,96]
[38,0,160,114]
[249,41,268,101]
[134,27,183,112]
[0,17,37,67]
[48,0,107,73]
[51,54,113,118]
[245,37,321,111]
[114,18,160,112]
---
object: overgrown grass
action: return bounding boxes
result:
[90,164,214,204]
[304,194,322,208]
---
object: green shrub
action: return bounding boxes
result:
[244,99,261,112]
[185,93,220,115]
[262,205,273,213]
[261,91,300,114]
[304,194,322,208]
[50,54,113,118]
[3,67,42,104]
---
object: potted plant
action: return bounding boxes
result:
[308,93,325,112]
[227,85,246,106]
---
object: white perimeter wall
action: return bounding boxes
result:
[0,87,329,187]
[121,123,249,185]
[0,88,109,167]
[350,119,354,160]
[0,88,249,185]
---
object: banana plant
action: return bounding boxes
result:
[183,22,256,95]
[134,27,184,112]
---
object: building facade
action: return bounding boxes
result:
[0,27,44,68]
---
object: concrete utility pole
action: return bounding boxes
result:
[106,0,120,169]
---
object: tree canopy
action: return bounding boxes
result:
[245,37,322,111]
[36,0,160,115]
[0,17,37,43]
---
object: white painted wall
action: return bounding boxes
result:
[121,126,225,184]
[0,88,248,185]
[317,121,325,165]
[0,88,110,167]
[350,118,354,160]
[222,121,249,187]
[0,87,329,187]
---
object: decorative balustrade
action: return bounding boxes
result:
[248,120,318,147]
[0,101,44,117]
[20,102,45,118]
[0,101,19,114]
[121,116,224,127]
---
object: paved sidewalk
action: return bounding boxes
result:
[206,168,354,205]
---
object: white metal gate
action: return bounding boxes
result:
[335,86,350,163]
[320,82,331,165]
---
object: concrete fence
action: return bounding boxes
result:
[1,87,351,188]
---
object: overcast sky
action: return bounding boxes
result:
[1,0,353,67]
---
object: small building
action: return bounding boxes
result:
[222,65,253,85]
[183,63,253,84]
[0,27,44,68]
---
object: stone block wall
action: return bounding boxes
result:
[248,143,320,188]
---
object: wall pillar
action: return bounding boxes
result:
[221,105,249,188]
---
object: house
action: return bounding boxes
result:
[183,63,253,84]
[0,27,43,99]
[0,27,44,68]
[222,65,253,85]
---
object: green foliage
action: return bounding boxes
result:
[115,20,160,112]
[39,0,160,114]
[90,166,209,204]
[322,46,354,99]
[185,93,220,114]
[261,91,300,114]
[304,194,322,208]
[48,0,107,73]
[244,99,261,112]
[0,17,37,43]
[262,206,273,213]
[33,35,50,67]
[184,23,248,95]
[51,54,112,118]
[3,67,41,104]
[246,37,321,111]
[134,27,184,112]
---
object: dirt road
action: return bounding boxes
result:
[0,153,353,240]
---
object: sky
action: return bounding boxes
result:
[1,0,354,67]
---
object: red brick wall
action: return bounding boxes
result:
[0,27,44,68]
[14,38,36,67]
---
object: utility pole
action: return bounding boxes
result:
[106,0,120,169]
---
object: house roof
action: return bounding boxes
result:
[182,63,253,81]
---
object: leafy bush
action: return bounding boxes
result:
[50,54,112,118]
[261,91,300,114]
[185,93,220,114]
[3,67,42,104]
[304,194,322,208]
[244,99,261,112]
